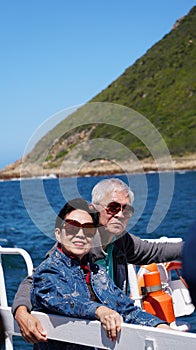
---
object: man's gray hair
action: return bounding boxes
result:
[91,178,134,204]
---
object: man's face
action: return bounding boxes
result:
[98,189,132,236]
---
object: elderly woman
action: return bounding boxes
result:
[31,198,170,350]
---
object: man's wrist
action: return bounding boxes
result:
[14,305,29,320]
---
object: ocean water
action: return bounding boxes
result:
[0,171,195,349]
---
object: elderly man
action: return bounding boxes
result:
[90,178,182,292]
[12,178,182,343]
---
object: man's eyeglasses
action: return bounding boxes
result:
[101,201,134,217]
[61,219,96,237]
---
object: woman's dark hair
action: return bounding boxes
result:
[55,198,99,229]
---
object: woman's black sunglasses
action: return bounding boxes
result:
[61,219,96,237]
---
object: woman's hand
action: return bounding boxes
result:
[95,306,123,341]
[156,323,172,330]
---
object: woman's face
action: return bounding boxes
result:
[55,209,96,260]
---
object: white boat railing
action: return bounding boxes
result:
[1,244,196,350]
[1,306,196,350]
[0,246,34,350]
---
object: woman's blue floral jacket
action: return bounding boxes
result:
[31,248,165,327]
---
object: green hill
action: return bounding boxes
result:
[91,6,196,157]
[42,5,196,167]
[0,6,195,178]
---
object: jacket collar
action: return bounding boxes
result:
[53,247,82,267]
[90,229,127,262]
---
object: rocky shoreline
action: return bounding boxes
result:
[0,154,195,180]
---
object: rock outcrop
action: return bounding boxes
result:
[0,154,195,180]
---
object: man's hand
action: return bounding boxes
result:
[15,306,47,343]
[96,306,123,341]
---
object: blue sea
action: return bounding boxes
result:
[0,171,196,349]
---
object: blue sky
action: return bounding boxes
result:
[0,0,195,169]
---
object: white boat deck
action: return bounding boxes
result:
[1,244,196,350]
[1,306,196,350]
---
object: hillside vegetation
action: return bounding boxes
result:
[91,6,196,157]
[39,6,195,166]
